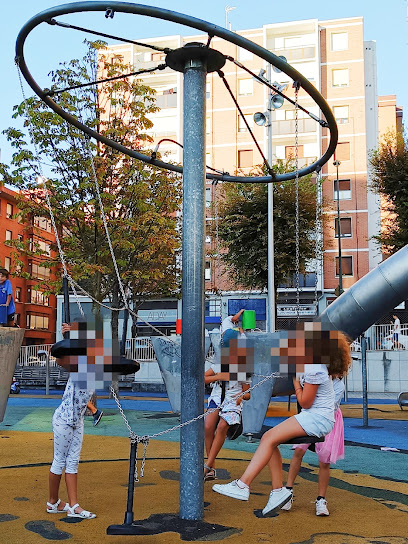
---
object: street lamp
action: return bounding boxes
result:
[333,159,343,296]
[38,349,50,395]
[253,67,287,332]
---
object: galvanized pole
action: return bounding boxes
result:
[267,64,276,333]
[361,334,369,427]
[180,50,206,521]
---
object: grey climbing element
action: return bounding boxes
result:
[0,328,26,423]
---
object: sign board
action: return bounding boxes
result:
[136,309,178,323]
[277,304,317,317]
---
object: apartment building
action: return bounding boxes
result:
[105,16,401,328]
[0,186,57,345]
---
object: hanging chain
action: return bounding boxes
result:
[294,83,300,321]
[314,170,322,314]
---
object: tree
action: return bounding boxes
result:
[370,129,408,256]
[213,160,326,291]
[0,41,182,337]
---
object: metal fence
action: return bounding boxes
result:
[350,323,405,351]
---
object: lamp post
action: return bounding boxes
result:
[38,349,50,395]
[333,159,343,295]
[254,66,286,332]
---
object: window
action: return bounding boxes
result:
[18,234,23,241]
[238,149,253,168]
[205,261,211,281]
[205,187,212,208]
[333,105,349,124]
[15,287,21,302]
[34,216,52,233]
[6,203,13,219]
[206,116,211,135]
[332,68,349,88]
[34,240,51,256]
[336,142,350,161]
[237,47,253,61]
[31,263,51,280]
[5,230,12,241]
[333,179,351,200]
[335,217,352,238]
[28,288,49,306]
[205,299,221,316]
[4,257,11,271]
[331,32,348,52]
[238,113,254,132]
[205,235,211,244]
[285,145,304,159]
[206,82,211,100]
[26,314,49,330]
[335,256,353,276]
[238,79,253,96]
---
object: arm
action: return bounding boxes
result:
[232,309,245,322]
[293,378,319,409]
[5,294,11,307]
[205,368,230,384]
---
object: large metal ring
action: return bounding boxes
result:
[16,2,338,183]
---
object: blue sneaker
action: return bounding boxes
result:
[93,410,103,426]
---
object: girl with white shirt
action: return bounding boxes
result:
[212,328,351,516]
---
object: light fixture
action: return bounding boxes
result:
[254,111,268,126]
[272,56,287,73]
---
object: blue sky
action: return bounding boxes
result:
[1,0,407,166]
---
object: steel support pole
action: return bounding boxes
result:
[180,55,206,521]
[267,64,275,333]
[361,335,369,427]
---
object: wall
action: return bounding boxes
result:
[347,350,408,393]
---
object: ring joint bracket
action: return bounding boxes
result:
[166,42,226,74]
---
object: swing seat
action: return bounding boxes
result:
[285,435,324,444]
[51,341,140,375]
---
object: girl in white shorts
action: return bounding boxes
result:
[212,326,352,516]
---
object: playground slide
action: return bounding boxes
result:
[318,245,408,340]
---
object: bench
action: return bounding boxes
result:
[398,392,408,410]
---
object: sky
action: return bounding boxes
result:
[0,0,407,167]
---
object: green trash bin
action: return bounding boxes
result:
[242,310,256,330]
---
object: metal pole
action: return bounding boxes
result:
[45,352,50,395]
[180,51,206,521]
[361,334,369,427]
[334,160,343,294]
[267,64,275,333]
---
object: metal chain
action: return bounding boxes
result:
[294,83,300,320]
[314,170,322,314]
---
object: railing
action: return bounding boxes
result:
[125,337,157,362]
[350,323,405,351]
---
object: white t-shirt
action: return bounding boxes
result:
[221,316,235,334]
[333,377,345,411]
[208,362,245,410]
[300,365,335,424]
[394,318,401,334]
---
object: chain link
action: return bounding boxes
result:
[294,83,300,320]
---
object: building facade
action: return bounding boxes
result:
[105,16,401,328]
[0,186,57,345]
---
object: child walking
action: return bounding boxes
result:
[282,376,346,516]
[47,323,96,519]
[0,268,16,326]
[212,326,351,517]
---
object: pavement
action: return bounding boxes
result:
[0,389,407,544]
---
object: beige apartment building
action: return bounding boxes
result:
[106,16,401,330]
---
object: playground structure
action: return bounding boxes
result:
[12,0,408,532]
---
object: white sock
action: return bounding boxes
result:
[236,479,249,489]
[272,487,283,493]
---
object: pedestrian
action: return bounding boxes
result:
[392,315,402,350]
[220,309,245,334]
[212,326,351,517]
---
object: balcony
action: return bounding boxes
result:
[272,118,317,135]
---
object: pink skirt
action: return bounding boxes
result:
[293,408,344,464]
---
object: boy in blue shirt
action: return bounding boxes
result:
[0,268,16,326]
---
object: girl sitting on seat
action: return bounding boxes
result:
[212,325,351,516]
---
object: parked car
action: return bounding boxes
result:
[381,327,408,350]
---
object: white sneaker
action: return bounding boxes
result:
[262,487,292,516]
[315,498,329,516]
[212,480,250,501]
[280,491,293,511]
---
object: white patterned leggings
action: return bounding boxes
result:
[50,414,84,475]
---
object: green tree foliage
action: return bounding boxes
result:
[370,130,408,256]
[0,42,182,330]
[214,160,325,290]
